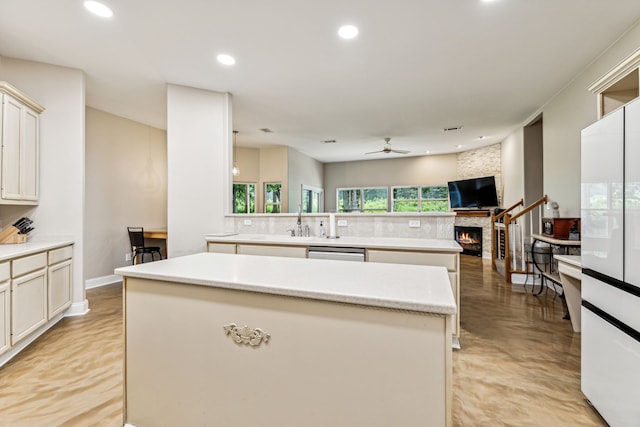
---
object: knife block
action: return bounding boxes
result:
[0,226,27,244]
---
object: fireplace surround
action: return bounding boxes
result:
[454,226,483,256]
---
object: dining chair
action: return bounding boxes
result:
[127,227,163,264]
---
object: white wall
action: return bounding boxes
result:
[501,129,525,208]
[85,108,167,280]
[167,84,231,257]
[542,21,640,217]
[0,57,87,312]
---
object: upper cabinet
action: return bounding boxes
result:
[589,48,640,119]
[0,82,45,205]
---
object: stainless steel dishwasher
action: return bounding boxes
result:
[307,246,365,262]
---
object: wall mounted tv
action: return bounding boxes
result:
[447,176,499,209]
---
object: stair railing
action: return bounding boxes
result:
[500,195,548,283]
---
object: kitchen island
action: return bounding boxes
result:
[116,252,456,427]
[206,233,463,345]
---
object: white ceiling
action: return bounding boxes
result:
[2,1,640,162]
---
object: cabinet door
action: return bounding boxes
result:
[0,281,10,356]
[581,108,624,281]
[21,106,39,201]
[1,94,23,200]
[11,268,47,345]
[0,93,40,202]
[625,99,640,288]
[48,259,72,319]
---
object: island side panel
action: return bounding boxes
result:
[124,277,452,427]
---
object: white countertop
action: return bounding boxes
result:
[0,240,74,262]
[205,233,462,252]
[115,252,457,315]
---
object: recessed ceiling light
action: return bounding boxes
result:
[216,54,236,66]
[425,150,431,155]
[456,144,466,149]
[260,128,273,133]
[338,25,359,39]
[84,1,113,18]
[321,139,337,144]
[478,135,487,140]
[443,126,463,132]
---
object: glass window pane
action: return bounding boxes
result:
[394,200,419,212]
[422,186,448,199]
[363,188,388,212]
[393,187,418,199]
[422,200,449,212]
[338,189,362,212]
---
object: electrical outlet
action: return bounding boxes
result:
[243,219,252,226]
[337,219,348,227]
[409,220,421,228]
[125,253,132,262]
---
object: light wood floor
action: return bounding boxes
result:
[0,256,606,426]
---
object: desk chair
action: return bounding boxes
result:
[127,227,163,264]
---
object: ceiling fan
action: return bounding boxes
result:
[365,137,410,155]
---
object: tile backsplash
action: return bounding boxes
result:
[225,213,456,240]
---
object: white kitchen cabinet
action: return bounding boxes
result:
[0,82,44,204]
[11,264,47,345]
[237,243,307,258]
[48,245,73,319]
[0,262,10,356]
[207,242,237,254]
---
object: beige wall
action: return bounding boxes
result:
[85,108,167,280]
[288,147,324,213]
[323,154,459,212]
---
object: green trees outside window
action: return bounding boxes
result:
[232,183,256,214]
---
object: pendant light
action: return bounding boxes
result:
[232,130,240,176]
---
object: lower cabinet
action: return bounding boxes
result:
[48,245,73,319]
[207,242,237,254]
[0,244,74,362]
[11,267,47,345]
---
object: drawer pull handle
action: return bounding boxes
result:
[223,323,270,347]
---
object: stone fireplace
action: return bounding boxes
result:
[454,225,483,256]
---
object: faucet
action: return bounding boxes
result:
[296,204,303,237]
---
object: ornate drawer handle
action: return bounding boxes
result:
[223,323,270,347]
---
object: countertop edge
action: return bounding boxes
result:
[0,240,75,261]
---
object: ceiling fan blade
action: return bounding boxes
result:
[365,150,384,155]
[391,149,410,154]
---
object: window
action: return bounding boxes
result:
[392,187,419,212]
[232,183,256,214]
[302,185,323,213]
[337,187,388,212]
[392,185,449,212]
[264,182,282,213]
[421,186,449,212]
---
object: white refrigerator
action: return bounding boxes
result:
[581,99,640,427]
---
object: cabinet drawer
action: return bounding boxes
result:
[12,252,47,277]
[237,244,307,258]
[207,243,237,254]
[0,262,9,282]
[48,245,73,265]
[367,250,458,271]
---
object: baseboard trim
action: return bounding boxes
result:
[65,299,90,317]
[86,274,122,290]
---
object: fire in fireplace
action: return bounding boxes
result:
[454,226,483,256]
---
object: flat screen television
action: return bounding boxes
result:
[447,176,499,209]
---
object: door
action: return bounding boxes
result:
[625,99,640,288]
[581,108,624,280]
